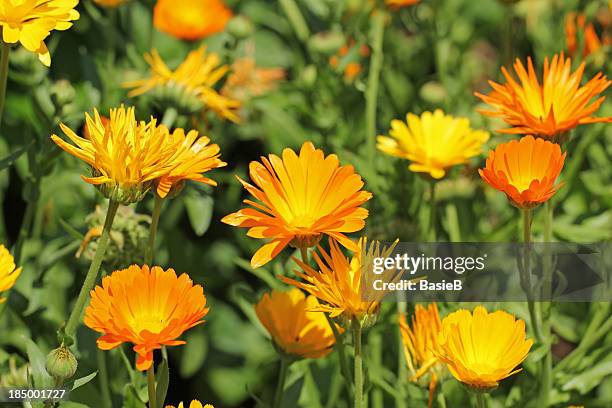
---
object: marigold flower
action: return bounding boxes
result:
[221,142,372,268]
[0,245,22,304]
[385,0,420,8]
[154,0,232,41]
[93,0,128,7]
[435,306,533,390]
[124,47,240,122]
[221,57,285,101]
[565,13,605,57]
[84,265,208,371]
[254,288,337,359]
[281,238,398,323]
[51,106,177,204]
[157,129,226,198]
[399,304,444,407]
[377,110,490,179]
[479,135,566,209]
[165,401,213,408]
[475,53,612,137]
[0,0,79,66]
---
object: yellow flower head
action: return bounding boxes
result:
[254,288,337,359]
[94,0,128,7]
[165,400,213,408]
[435,306,533,390]
[51,106,178,204]
[222,142,372,268]
[124,47,240,122]
[282,238,397,323]
[377,110,489,179]
[475,53,612,137]
[0,0,80,66]
[157,129,227,198]
[0,245,22,303]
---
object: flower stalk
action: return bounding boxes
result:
[539,200,554,407]
[145,196,163,266]
[62,199,120,344]
[326,314,352,394]
[522,208,542,343]
[352,318,363,408]
[273,357,289,408]
[429,180,437,241]
[0,39,10,127]
[475,393,486,408]
[365,10,386,173]
[147,364,157,408]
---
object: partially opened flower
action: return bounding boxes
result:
[157,129,227,198]
[221,57,285,101]
[51,106,177,204]
[165,401,213,408]
[281,238,398,323]
[377,110,490,179]
[0,245,22,303]
[84,265,208,371]
[399,304,444,407]
[435,306,533,390]
[154,0,232,41]
[0,0,80,66]
[124,47,240,122]
[565,12,607,58]
[475,53,612,137]
[254,288,337,359]
[222,142,372,268]
[479,135,566,208]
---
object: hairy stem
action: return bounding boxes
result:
[352,318,363,408]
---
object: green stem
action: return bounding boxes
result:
[365,10,385,173]
[161,107,178,128]
[369,331,383,408]
[62,200,119,344]
[147,364,156,408]
[429,181,437,241]
[12,187,37,264]
[326,314,353,394]
[278,0,310,42]
[539,201,553,407]
[475,393,486,408]
[0,39,10,128]
[145,196,163,266]
[522,208,542,343]
[300,247,309,265]
[352,318,363,408]
[273,358,289,408]
[97,349,112,408]
[395,300,407,408]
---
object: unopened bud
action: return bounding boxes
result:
[46,346,77,381]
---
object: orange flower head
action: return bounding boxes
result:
[154,0,232,41]
[84,265,208,371]
[399,304,444,408]
[475,53,612,137]
[479,135,566,209]
[385,0,420,8]
[281,237,398,323]
[221,142,372,268]
[157,129,227,198]
[254,288,337,359]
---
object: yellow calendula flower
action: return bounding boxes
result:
[165,401,213,408]
[254,288,337,359]
[377,110,489,179]
[93,0,128,7]
[0,245,22,303]
[435,306,533,390]
[51,106,177,204]
[156,129,227,198]
[123,47,240,122]
[0,0,80,66]
[399,304,444,408]
[282,237,398,323]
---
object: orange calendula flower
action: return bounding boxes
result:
[124,47,240,123]
[154,0,232,41]
[377,110,490,179]
[0,245,22,303]
[221,57,285,101]
[254,288,337,359]
[157,129,227,198]
[399,304,444,407]
[166,401,213,408]
[475,53,612,137]
[435,306,533,390]
[479,135,566,209]
[281,238,398,322]
[0,0,80,66]
[51,106,177,204]
[385,0,420,8]
[84,265,208,371]
[221,142,372,268]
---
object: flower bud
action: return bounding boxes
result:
[227,15,254,40]
[307,31,345,56]
[45,346,77,381]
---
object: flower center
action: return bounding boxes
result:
[132,314,167,334]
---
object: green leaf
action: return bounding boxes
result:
[562,357,612,394]
[184,193,214,236]
[0,142,33,171]
[155,358,169,408]
[24,337,54,389]
[71,371,98,391]
[179,331,208,379]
